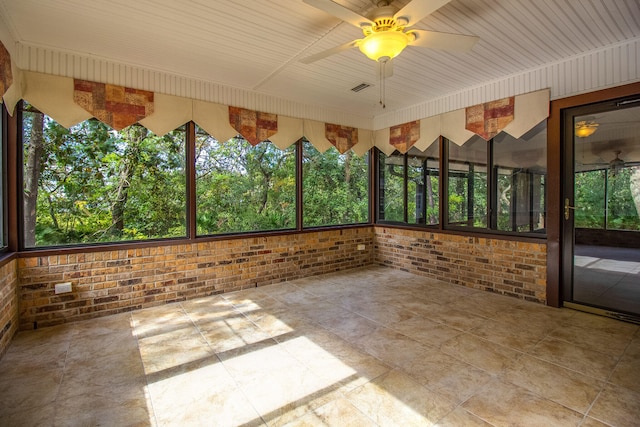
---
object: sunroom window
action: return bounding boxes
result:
[302,139,369,227]
[21,104,187,247]
[195,127,296,235]
[377,140,439,225]
[446,122,547,234]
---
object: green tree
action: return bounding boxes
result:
[195,132,295,234]
[23,107,186,246]
[303,141,368,227]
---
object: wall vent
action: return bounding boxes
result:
[351,83,371,93]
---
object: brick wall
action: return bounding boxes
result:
[0,259,19,358]
[18,228,373,329]
[374,227,547,304]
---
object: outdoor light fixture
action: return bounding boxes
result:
[575,121,599,138]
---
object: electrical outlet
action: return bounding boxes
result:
[54,282,72,294]
[357,244,366,251]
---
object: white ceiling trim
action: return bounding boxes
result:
[9,41,375,130]
[7,37,640,131]
[373,37,640,130]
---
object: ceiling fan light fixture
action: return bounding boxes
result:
[575,121,599,138]
[358,31,409,61]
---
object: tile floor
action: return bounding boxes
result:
[574,245,640,316]
[1,266,640,426]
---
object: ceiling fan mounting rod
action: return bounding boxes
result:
[373,0,392,7]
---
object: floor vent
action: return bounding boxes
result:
[351,83,371,92]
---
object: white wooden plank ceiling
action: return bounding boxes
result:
[0,0,639,118]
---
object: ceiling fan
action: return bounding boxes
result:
[300,0,479,66]
[581,150,640,176]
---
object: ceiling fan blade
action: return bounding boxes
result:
[300,40,360,64]
[394,0,452,27]
[408,29,479,52]
[375,58,394,78]
[303,0,373,28]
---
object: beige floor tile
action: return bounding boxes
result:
[138,335,214,376]
[199,316,273,354]
[0,402,57,427]
[609,346,640,394]
[7,322,76,346]
[155,386,265,427]
[579,416,611,427]
[588,384,640,427]
[315,310,381,342]
[279,327,391,392]
[58,348,146,398]
[549,323,634,356]
[237,363,338,427]
[400,347,493,403]
[53,383,152,427]
[501,354,604,413]
[284,397,376,426]
[468,318,547,352]
[440,333,522,374]
[346,369,457,427]
[0,369,62,417]
[425,306,489,331]
[131,303,192,339]
[0,338,69,379]
[463,379,584,427]
[391,316,463,348]
[353,328,430,367]
[218,339,306,384]
[2,266,638,426]
[148,355,263,426]
[448,295,509,319]
[433,406,493,427]
[271,288,326,309]
[528,337,619,380]
[64,328,139,363]
[246,308,310,338]
[562,311,639,337]
[345,300,417,326]
[390,299,445,318]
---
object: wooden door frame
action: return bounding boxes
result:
[547,82,640,307]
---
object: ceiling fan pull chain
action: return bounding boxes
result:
[380,60,386,108]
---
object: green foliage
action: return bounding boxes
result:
[448,172,487,227]
[24,111,186,246]
[575,168,640,230]
[195,133,296,234]
[302,141,368,227]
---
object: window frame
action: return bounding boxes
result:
[0,104,7,252]
[374,132,548,239]
[301,139,370,229]
[15,104,373,253]
[375,145,440,228]
[444,135,547,237]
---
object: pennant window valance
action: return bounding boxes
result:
[3,67,549,157]
[325,123,358,154]
[374,89,549,153]
[229,107,278,146]
[389,120,420,154]
[73,79,155,131]
[465,97,515,141]
[0,41,12,103]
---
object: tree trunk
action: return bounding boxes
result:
[631,167,640,218]
[24,112,45,247]
[344,151,352,184]
[426,175,436,224]
[110,127,147,235]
